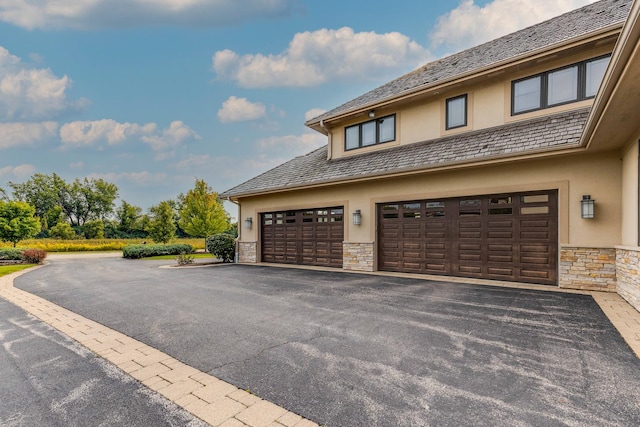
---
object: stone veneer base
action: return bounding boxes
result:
[343,242,374,272]
[616,247,640,312]
[559,247,616,292]
[238,241,257,263]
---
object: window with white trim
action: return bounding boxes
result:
[511,54,611,115]
[345,114,395,150]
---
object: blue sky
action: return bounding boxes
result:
[0,0,597,219]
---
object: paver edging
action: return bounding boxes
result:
[0,265,319,427]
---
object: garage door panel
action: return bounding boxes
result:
[378,190,557,285]
[262,206,343,267]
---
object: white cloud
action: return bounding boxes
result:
[0,0,301,30]
[0,46,86,121]
[217,96,266,123]
[0,164,37,179]
[59,119,156,146]
[88,171,168,186]
[0,122,58,148]
[213,27,428,88]
[175,154,211,169]
[141,120,201,151]
[429,0,599,53]
[257,132,325,156]
[305,108,326,122]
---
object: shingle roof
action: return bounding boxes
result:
[221,108,590,198]
[306,0,631,125]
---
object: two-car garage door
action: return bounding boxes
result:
[378,190,558,285]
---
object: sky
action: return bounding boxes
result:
[0,0,598,219]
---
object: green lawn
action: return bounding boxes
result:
[0,264,36,277]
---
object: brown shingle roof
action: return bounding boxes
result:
[221,108,590,198]
[306,0,630,125]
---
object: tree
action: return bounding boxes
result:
[146,201,176,243]
[115,200,146,237]
[0,187,7,201]
[10,173,67,229]
[178,179,230,238]
[49,222,76,240]
[60,178,118,226]
[0,201,41,247]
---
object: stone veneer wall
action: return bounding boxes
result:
[238,241,257,263]
[616,247,640,312]
[343,242,374,272]
[559,247,616,292]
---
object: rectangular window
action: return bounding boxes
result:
[513,76,541,114]
[585,56,610,97]
[547,66,578,106]
[511,55,610,115]
[344,114,396,150]
[446,94,467,129]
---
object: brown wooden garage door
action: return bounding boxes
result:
[261,207,344,267]
[378,190,558,285]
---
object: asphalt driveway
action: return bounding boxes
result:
[14,257,640,426]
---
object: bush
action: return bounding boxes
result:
[0,248,24,260]
[21,249,47,264]
[122,243,193,259]
[82,220,105,239]
[175,252,194,265]
[49,222,76,240]
[206,234,235,263]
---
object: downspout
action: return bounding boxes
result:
[226,197,240,263]
[320,119,332,160]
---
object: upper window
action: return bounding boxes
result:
[511,55,610,115]
[345,114,395,150]
[446,94,467,130]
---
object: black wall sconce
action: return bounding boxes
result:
[581,195,595,219]
[352,209,362,225]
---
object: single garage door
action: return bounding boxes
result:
[378,190,557,285]
[261,207,344,267]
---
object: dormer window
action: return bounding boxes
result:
[345,114,395,151]
[511,54,611,115]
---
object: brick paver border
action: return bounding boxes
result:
[0,266,318,427]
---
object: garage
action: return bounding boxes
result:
[261,207,344,267]
[378,190,558,285]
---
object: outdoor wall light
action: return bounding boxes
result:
[581,195,595,219]
[368,110,375,119]
[352,209,362,226]
[244,217,253,229]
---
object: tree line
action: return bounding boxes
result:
[0,173,233,246]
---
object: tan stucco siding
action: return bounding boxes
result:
[621,138,639,246]
[237,150,622,254]
[327,42,615,161]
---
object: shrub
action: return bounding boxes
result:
[82,219,105,239]
[49,222,76,240]
[122,243,193,259]
[0,248,24,260]
[206,233,235,263]
[21,249,47,264]
[175,252,194,265]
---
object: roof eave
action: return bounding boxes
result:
[223,144,586,200]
